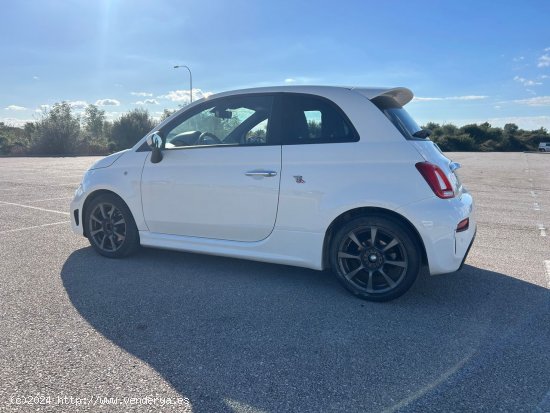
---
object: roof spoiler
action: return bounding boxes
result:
[351,87,414,106]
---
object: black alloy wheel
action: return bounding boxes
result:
[85,194,139,258]
[330,216,421,301]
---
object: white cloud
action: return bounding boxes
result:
[413,97,444,101]
[5,105,27,111]
[33,76,39,80]
[131,91,153,97]
[513,76,542,86]
[545,47,550,52]
[513,56,525,62]
[35,104,51,113]
[68,100,88,110]
[95,98,120,106]
[513,96,550,106]
[538,54,550,67]
[442,95,488,100]
[135,99,159,105]
[0,117,33,127]
[486,116,550,130]
[284,76,317,84]
[413,95,488,102]
[158,88,213,103]
[104,111,121,120]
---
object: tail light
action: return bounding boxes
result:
[415,162,455,199]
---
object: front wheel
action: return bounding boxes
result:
[85,194,140,258]
[329,216,421,302]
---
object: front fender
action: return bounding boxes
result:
[77,151,149,232]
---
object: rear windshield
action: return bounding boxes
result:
[371,96,425,140]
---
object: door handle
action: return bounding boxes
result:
[245,170,278,177]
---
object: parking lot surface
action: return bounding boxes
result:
[0,153,549,412]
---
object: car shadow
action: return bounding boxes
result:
[61,247,550,412]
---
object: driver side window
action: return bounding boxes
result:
[163,95,274,149]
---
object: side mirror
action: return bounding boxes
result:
[147,132,163,164]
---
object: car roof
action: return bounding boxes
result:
[206,85,414,106]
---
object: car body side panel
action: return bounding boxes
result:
[138,189,476,274]
[276,140,432,234]
[140,146,282,242]
[71,151,149,235]
[140,229,326,270]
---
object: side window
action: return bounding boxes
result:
[280,94,358,144]
[304,110,322,140]
[162,95,274,149]
[245,118,269,144]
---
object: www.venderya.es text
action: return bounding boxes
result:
[9,394,190,407]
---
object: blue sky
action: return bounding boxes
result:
[1,0,549,129]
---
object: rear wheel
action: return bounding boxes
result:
[85,194,139,258]
[329,216,421,302]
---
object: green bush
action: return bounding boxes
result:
[31,102,81,155]
[110,108,156,151]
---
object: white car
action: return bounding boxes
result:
[71,86,476,301]
[539,142,550,152]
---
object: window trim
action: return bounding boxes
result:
[277,92,360,145]
[157,93,280,150]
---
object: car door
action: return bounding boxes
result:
[141,94,281,242]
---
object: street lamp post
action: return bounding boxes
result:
[173,65,193,104]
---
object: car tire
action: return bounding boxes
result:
[329,215,421,302]
[85,194,140,258]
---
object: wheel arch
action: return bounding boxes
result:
[322,207,428,270]
[82,189,133,238]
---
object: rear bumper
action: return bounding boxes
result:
[458,228,476,271]
[397,191,476,275]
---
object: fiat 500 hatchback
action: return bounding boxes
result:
[71,86,476,301]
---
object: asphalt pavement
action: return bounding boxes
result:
[0,153,549,412]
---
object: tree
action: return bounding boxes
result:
[160,109,177,121]
[83,104,106,140]
[0,122,29,154]
[31,102,80,154]
[503,123,519,136]
[461,124,489,145]
[76,104,111,155]
[110,108,156,150]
